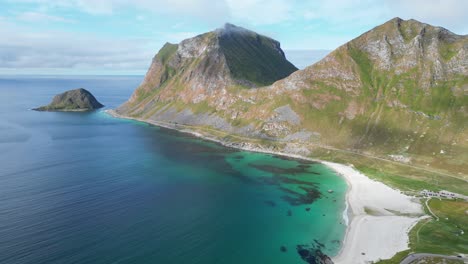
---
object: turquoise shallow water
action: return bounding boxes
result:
[0,76,347,263]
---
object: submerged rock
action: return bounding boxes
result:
[34,88,103,112]
[296,245,334,264]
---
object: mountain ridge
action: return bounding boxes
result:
[116,18,467,194]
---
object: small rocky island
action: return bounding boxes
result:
[34,88,104,111]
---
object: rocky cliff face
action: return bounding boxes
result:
[265,18,467,173]
[117,18,467,178]
[34,88,103,111]
[118,23,297,115]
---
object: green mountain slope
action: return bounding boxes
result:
[118,23,297,116]
[116,18,467,194]
[267,18,467,174]
[219,23,298,86]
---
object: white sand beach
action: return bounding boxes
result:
[105,110,426,263]
[324,162,425,264]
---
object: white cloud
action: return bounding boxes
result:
[226,0,292,25]
[10,0,468,31]
[387,0,468,32]
[161,31,201,43]
[74,0,117,14]
[17,0,231,23]
[0,21,158,70]
[301,0,389,26]
[2,0,467,74]
[12,0,294,25]
[17,11,75,23]
[285,49,331,69]
[300,0,468,33]
[137,0,230,23]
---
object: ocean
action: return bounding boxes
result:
[0,75,346,264]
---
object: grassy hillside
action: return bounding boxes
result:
[219,24,297,86]
[118,18,467,195]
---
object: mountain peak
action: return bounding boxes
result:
[389,16,403,23]
[119,24,297,110]
[223,23,240,30]
[216,23,254,37]
[377,17,460,38]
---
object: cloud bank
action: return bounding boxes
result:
[1,0,467,74]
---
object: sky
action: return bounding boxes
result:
[0,0,467,75]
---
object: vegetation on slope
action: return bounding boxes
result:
[219,24,297,86]
[377,198,468,263]
[119,18,467,194]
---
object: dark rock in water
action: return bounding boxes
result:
[34,88,103,111]
[249,163,309,175]
[264,200,276,207]
[280,246,287,252]
[313,239,325,248]
[306,207,311,211]
[287,209,292,216]
[280,186,321,206]
[296,245,334,264]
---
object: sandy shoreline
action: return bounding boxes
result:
[105,109,425,263]
[323,162,425,263]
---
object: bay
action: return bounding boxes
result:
[0,76,347,264]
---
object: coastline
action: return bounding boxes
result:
[323,162,425,263]
[105,109,425,263]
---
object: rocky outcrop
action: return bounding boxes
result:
[34,88,103,111]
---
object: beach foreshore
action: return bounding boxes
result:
[105,109,425,263]
[323,162,425,263]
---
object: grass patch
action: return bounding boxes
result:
[308,148,468,195]
[376,250,411,264]
[377,199,468,263]
[348,45,373,89]
[156,43,178,64]
[409,199,468,254]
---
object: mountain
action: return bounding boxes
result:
[118,23,297,115]
[269,17,467,174]
[35,88,104,111]
[116,19,467,187]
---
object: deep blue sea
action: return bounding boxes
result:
[0,76,346,264]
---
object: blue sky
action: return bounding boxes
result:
[0,0,467,75]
